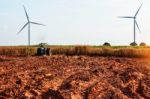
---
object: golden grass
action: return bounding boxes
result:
[51,46,150,58]
[0,46,150,58]
[0,47,36,56]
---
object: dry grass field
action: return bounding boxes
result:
[0,46,150,57]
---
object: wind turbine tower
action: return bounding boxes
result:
[18,5,45,46]
[119,4,142,44]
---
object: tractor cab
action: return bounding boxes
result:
[37,43,52,56]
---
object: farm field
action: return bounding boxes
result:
[1,46,150,57]
[0,55,150,99]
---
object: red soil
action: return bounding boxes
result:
[0,55,150,99]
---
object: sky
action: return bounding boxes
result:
[0,0,150,46]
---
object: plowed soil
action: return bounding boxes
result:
[0,55,150,99]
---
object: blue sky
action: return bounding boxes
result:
[0,0,149,46]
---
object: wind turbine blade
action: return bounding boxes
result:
[134,3,143,17]
[135,20,141,32]
[17,22,29,34]
[23,5,29,21]
[118,16,134,18]
[30,22,45,26]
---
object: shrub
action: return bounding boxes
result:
[103,42,111,46]
[139,42,146,46]
[130,42,137,46]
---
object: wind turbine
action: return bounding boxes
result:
[18,5,45,46]
[118,4,142,44]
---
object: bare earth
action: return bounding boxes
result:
[0,55,150,99]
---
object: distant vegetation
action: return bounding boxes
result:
[140,42,146,46]
[0,46,150,58]
[130,42,138,46]
[0,47,36,56]
[103,42,111,46]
